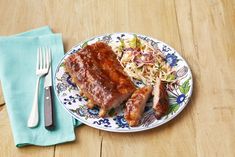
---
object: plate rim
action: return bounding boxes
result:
[53,32,194,133]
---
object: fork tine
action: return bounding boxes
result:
[46,48,49,69]
[47,48,51,65]
[45,48,48,69]
[37,48,40,70]
[44,47,47,69]
[48,47,50,68]
[39,47,43,69]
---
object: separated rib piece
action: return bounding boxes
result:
[64,42,136,117]
[124,86,153,127]
[152,78,169,119]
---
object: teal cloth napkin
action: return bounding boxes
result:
[0,26,81,147]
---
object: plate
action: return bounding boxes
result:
[54,33,193,132]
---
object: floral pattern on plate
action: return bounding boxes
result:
[54,33,193,132]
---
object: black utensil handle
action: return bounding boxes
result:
[44,86,54,130]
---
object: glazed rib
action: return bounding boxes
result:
[64,42,136,117]
[152,78,169,119]
[124,86,153,127]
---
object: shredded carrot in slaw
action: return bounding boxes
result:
[110,35,176,85]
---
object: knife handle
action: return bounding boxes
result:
[44,86,54,130]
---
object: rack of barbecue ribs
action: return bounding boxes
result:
[152,78,169,119]
[64,42,136,117]
[124,86,153,126]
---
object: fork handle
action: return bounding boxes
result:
[44,86,54,130]
[27,77,40,128]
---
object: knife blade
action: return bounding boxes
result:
[44,49,54,130]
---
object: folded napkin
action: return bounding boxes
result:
[0,26,81,147]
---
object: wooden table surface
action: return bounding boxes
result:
[0,0,235,156]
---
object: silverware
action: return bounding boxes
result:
[27,47,50,128]
[43,48,54,130]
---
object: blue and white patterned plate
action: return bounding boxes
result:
[54,33,193,132]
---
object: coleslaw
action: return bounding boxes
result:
[110,34,176,85]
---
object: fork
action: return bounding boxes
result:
[27,47,50,128]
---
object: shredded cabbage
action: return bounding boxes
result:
[110,35,176,85]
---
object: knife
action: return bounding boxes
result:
[44,49,54,130]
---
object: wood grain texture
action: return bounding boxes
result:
[0,82,5,105]
[0,0,234,156]
[0,108,54,157]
